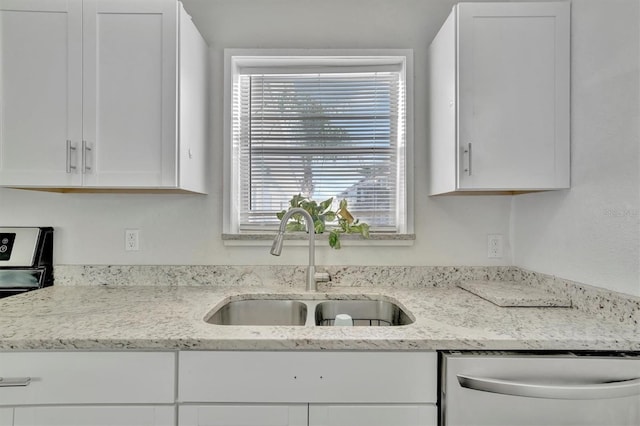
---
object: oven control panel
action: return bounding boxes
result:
[0,233,16,261]
[0,228,41,267]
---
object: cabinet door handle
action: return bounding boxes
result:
[457,374,640,400]
[463,143,472,176]
[82,140,92,173]
[66,140,77,173]
[0,377,31,387]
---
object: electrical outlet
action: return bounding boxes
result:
[487,234,503,258]
[125,229,139,251]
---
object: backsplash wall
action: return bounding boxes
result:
[511,0,640,297]
[0,0,637,297]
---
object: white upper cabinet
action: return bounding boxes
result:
[82,0,178,189]
[0,0,207,193]
[0,0,83,187]
[428,2,570,195]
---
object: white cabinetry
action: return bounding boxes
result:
[0,0,207,193]
[0,352,176,426]
[0,0,83,187]
[178,351,437,426]
[12,406,174,426]
[309,405,436,426]
[0,408,12,426]
[428,2,570,195]
[179,405,308,426]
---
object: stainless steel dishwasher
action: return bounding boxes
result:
[441,351,640,426]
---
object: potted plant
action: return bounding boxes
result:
[276,194,370,249]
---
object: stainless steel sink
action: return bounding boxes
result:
[314,300,414,326]
[205,299,308,326]
[204,297,413,327]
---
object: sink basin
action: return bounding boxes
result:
[314,300,413,326]
[205,299,308,326]
[205,296,414,327]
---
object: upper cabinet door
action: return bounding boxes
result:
[0,0,83,187]
[82,0,178,188]
[457,2,570,190]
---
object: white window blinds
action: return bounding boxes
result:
[233,66,406,232]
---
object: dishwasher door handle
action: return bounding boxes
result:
[457,374,640,400]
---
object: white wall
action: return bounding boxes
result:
[511,0,640,296]
[2,0,637,298]
[0,0,513,268]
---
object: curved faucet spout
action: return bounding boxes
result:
[271,208,327,291]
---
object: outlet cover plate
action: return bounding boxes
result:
[125,229,140,251]
[487,234,503,258]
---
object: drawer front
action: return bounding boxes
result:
[179,404,308,426]
[0,352,176,405]
[309,404,437,426]
[13,405,175,426]
[179,351,437,404]
[0,407,12,426]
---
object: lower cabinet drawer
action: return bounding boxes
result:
[309,404,437,426]
[179,404,308,426]
[0,407,12,426]
[178,404,437,426]
[0,352,176,405]
[179,351,437,403]
[12,405,175,426]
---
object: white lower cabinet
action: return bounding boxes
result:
[179,404,436,426]
[13,406,174,426]
[0,408,12,426]
[179,405,307,426]
[309,404,437,426]
[1,350,437,426]
[178,351,438,426]
[0,352,176,426]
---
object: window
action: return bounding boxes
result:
[224,51,413,237]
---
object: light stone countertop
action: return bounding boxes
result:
[1,284,638,351]
[457,280,572,307]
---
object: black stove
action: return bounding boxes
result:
[0,227,53,298]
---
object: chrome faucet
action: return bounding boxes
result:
[270,207,330,291]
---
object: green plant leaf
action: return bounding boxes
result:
[360,223,370,238]
[286,222,305,232]
[290,193,304,208]
[324,211,336,222]
[329,230,341,249]
[314,219,325,234]
[319,197,334,212]
[276,210,286,220]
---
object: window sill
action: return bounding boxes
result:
[222,233,415,247]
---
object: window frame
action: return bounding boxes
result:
[223,49,414,243]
